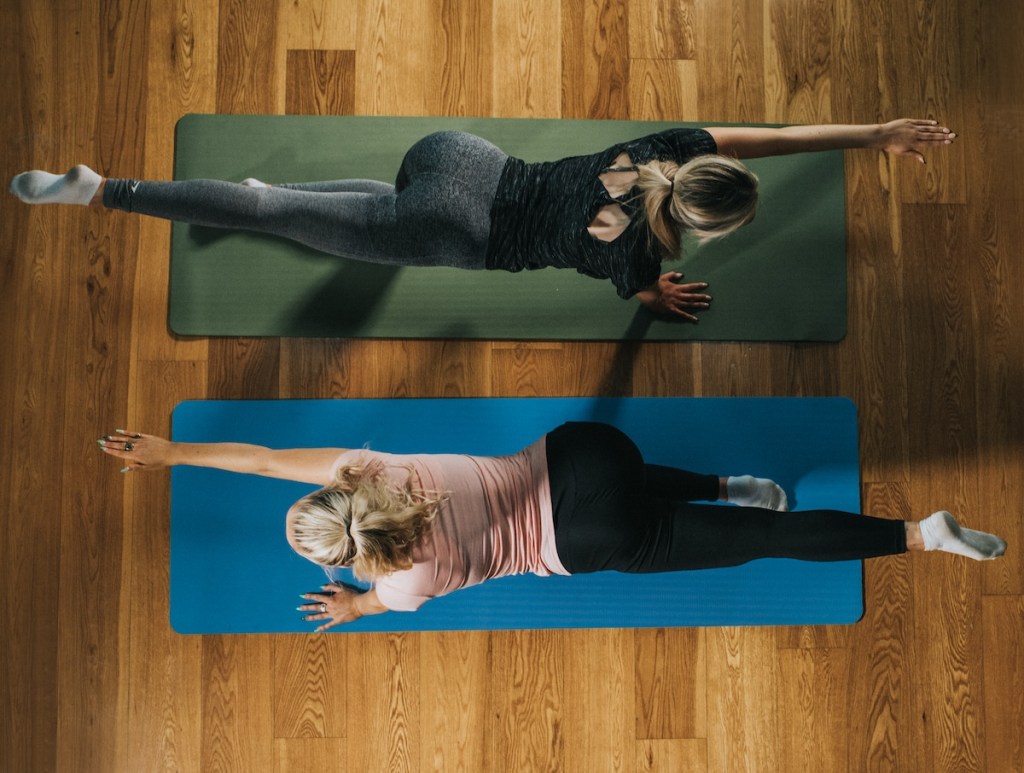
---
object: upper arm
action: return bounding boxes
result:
[703,126,783,159]
[259,447,348,486]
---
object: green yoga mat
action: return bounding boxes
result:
[170,115,846,340]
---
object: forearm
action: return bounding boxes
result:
[354,589,389,617]
[762,123,884,154]
[707,123,883,159]
[168,441,275,474]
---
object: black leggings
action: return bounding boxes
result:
[545,422,907,574]
[102,131,507,269]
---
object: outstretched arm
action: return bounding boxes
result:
[705,119,956,163]
[635,272,712,322]
[97,429,345,486]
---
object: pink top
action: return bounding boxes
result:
[331,435,568,611]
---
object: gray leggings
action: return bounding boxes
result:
[102,131,508,268]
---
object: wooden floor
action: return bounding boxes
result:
[2,0,1022,770]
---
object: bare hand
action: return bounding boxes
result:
[653,272,712,322]
[877,119,955,163]
[97,429,173,472]
[298,583,364,631]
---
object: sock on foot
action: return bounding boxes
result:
[919,511,1007,560]
[10,165,103,205]
[241,178,269,188]
[726,475,789,511]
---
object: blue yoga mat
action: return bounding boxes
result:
[170,398,863,633]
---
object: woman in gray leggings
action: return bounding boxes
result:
[11,119,954,318]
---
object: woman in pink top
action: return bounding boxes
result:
[99,422,1006,631]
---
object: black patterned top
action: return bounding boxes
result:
[484,128,718,298]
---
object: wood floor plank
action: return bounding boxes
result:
[776,647,850,772]
[419,631,489,771]
[201,635,275,772]
[274,737,349,772]
[286,49,356,116]
[764,0,832,123]
[634,628,705,740]
[890,0,967,204]
[845,485,922,772]
[705,627,778,772]
[560,628,634,772]
[693,0,765,122]
[281,0,357,51]
[561,0,630,120]
[345,633,419,772]
[1,8,67,764]
[354,0,443,116]
[636,739,707,772]
[272,634,348,739]
[124,361,205,772]
[982,596,1024,773]
[491,0,562,117]
[627,0,695,60]
[628,59,699,123]
[435,0,494,117]
[216,0,281,113]
[136,0,218,364]
[489,630,564,771]
[54,1,150,769]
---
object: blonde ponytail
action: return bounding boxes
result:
[635,155,759,258]
[287,456,444,580]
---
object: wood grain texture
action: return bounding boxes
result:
[272,635,348,738]
[764,0,832,123]
[845,486,922,773]
[275,737,349,773]
[419,631,489,771]
[355,0,442,116]
[286,49,356,116]
[636,739,707,772]
[560,628,633,772]
[628,59,699,122]
[627,0,695,60]
[201,635,275,771]
[634,628,705,739]
[491,0,562,117]
[124,361,205,773]
[705,627,778,772]
[890,0,967,204]
[693,0,765,122]
[281,0,357,51]
[489,631,564,772]
[137,0,217,363]
[982,596,1024,773]
[2,0,1023,770]
[345,633,419,773]
[561,0,631,120]
[777,648,850,772]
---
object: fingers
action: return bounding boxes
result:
[297,592,348,631]
[675,282,710,293]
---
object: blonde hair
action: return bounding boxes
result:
[635,154,759,258]
[287,456,443,580]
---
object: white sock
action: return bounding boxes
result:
[919,511,1007,560]
[726,475,789,511]
[241,178,269,188]
[10,165,103,205]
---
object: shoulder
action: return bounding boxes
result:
[621,127,718,162]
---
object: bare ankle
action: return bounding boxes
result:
[904,521,924,551]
